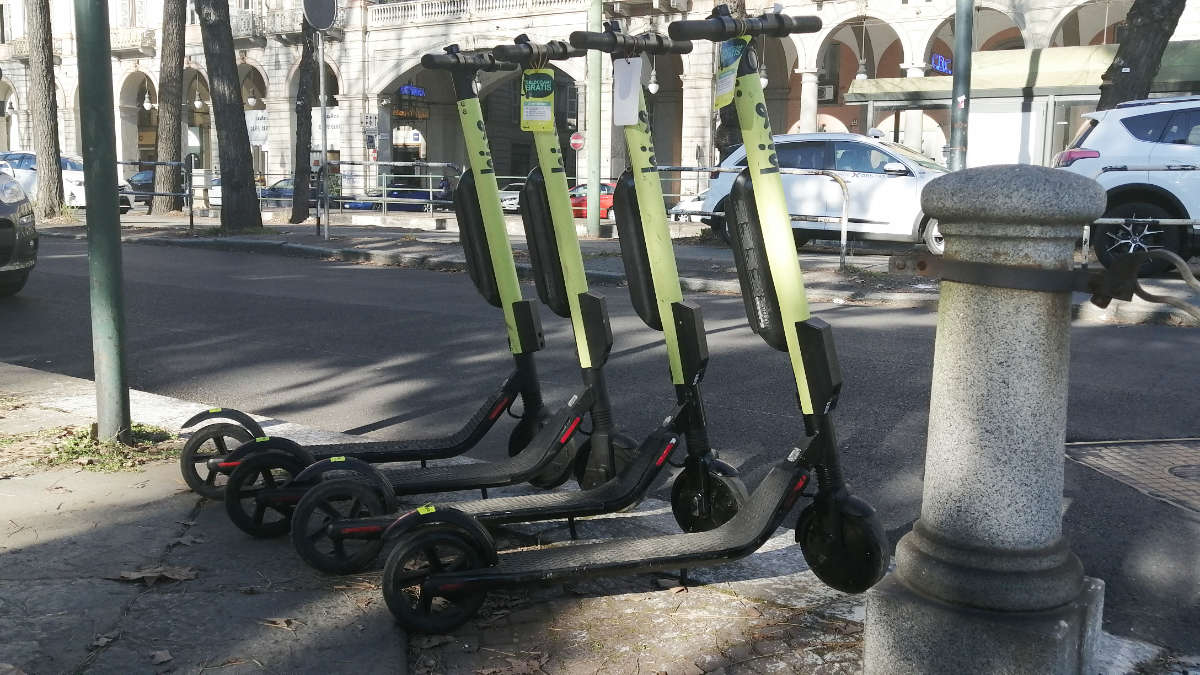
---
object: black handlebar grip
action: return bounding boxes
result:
[492,43,531,63]
[667,18,734,41]
[758,13,822,36]
[421,53,459,69]
[545,42,586,60]
[644,34,693,55]
[569,31,616,52]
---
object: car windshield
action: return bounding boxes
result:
[879,142,947,172]
[503,182,524,191]
[60,157,84,172]
[132,170,154,181]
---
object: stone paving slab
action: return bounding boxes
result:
[1066,439,1200,514]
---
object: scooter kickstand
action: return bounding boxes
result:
[679,568,689,586]
[481,487,488,499]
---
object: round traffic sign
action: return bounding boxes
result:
[569,132,584,151]
[303,0,337,30]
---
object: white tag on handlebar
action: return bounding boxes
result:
[612,57,642,127]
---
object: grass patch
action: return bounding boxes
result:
[36,423,181,472]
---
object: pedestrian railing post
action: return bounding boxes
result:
[186,155,195,232]
[864,165,1108,674]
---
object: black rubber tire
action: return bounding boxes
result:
[224,450,308,538]
[0,270,30,297]
[290,478,388,574]
[710,204,732,246]
[528,433,581,489]
[670,469,749,533]
[382,526,489,634]
[796,498,889,594]
[922,218,944,256]
[1092,202,1182,276]
[179,423,254,499]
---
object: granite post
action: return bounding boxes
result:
[864,165,1108,674]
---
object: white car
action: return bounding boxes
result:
[669,189,709,222]
[498,181,525,213]
[701,133,948,252]
[1053,95,1200,273]
[0,152,131,214]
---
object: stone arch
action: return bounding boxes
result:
[237,62,269,109]
[182,68,213,169]
[815,15,906,134]
[0,79,21,152]
[116,70,158,169]
[1048,0,1133,47]
[921,7,1027,71]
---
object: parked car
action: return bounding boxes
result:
[1053,95,1200,274]
[570,182,616,219]
[701,133,948,252]
[207,177,222,208]
[258,178,296,208]
[498,181,525,213]
[0,152,131,214]
[669,189,709,222]
[0,173,36,297]
[126,169,155,203]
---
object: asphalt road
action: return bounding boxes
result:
[3,238,1198,652]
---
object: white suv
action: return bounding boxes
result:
[1053,96,1200,272]
[701,133,949,252]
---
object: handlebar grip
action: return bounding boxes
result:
[667,18,734,41]
[569,31,615,52]
[492,43,531,63]
[421,53,459,69]
[645,34,693,55]
[759,13,822,36]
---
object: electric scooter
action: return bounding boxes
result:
[286,33,713,576]
[376,11,889,634]
[216,47,584,537]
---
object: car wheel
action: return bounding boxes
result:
[1092,202,1182,276]
[0,270,30,297]
[922,218,944,255]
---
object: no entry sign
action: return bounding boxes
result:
[569,132,584,151]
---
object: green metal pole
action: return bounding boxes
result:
[74,0,131,444]
[585,0,601,237]
[948,0,973,171]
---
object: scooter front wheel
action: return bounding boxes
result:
[795,496,889,594]
[382,526,489,634]
[670,469,748,533]
[290,478,388,574]
[180,423,253,499]
[224,450,309,538]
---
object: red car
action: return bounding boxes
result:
[570,182,616,219]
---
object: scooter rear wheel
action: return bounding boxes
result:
[180,423,253,499]
[290,478,388,574]
[670,469,748,533]
[795,497,889,594]
[382,526,489,634]
[224,450,308,538]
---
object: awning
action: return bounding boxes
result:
[845,41,1200,104]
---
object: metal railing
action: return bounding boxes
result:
[118,157,196,231]
[368,0,585,28]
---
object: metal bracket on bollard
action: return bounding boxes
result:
[895,250,1200,323]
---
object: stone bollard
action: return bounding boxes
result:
[864,165,1107,674]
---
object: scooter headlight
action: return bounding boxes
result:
[0,177,26,204]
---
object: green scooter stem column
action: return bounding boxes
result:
[457,96,529,354]
[622,89,686,386]
[731,70,816,415]
[531,128,594,368]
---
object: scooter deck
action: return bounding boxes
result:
[432,460,808,588]
[375,391,590,496]
[304,372,524,463]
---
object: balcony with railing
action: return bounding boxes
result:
[111,28,157,58]
[2,37,64,64]
[368,0,587,28]
[230,10,267,47]
[266,6,348,42]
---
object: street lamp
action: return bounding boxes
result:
[142,90,154,111]
[193,91,205,110]
[647,69,659,95]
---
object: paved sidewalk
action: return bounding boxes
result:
[36,212,1200,324]
[0,362,1188,674]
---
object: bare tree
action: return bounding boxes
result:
[151,0,187,214]
[25,0,63,218]
[1097,0,1186,111]
[194,0,261,233]
[289,20,317,224]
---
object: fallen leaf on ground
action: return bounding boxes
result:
[90,631,120,649]
[150,650,173,665]
[109,566,198,585]
[259,617,303,632]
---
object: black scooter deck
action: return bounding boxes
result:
[429,461,808,589]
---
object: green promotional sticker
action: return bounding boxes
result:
[255,436,269,442]
[330,456,346,462]
[521,69,556,132]
[208,407,222,413]
[416,504,436,515]
[714,36,751,110]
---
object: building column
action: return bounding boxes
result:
[796,69,818,133]
[678,73,712,193]
[263,95,292,184]
[902,63,926,151]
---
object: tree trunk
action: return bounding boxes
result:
[26,0,63,219]
[195,0,261,233]
[151,0,187,214]
[1096,0,1186,111]
[290,21,317,224]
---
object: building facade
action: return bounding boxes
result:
[1,0,1198,198]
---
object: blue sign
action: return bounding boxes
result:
[931,53,952,75]
[398,84,426,97]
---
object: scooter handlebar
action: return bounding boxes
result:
[667,12,820,41]
[492,40,584,65]
[568,31,693,56]
[421,50,516,72]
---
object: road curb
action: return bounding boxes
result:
[38,230,1193,323]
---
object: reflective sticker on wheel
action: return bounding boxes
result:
[330,456,346,462]
[417,504,436,515]
[208,407,222,413]
[255,437,269,442]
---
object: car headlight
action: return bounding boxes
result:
[0,178,25,204]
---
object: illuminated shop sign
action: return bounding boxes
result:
[931,53,952,75]
[398,84,426,97]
